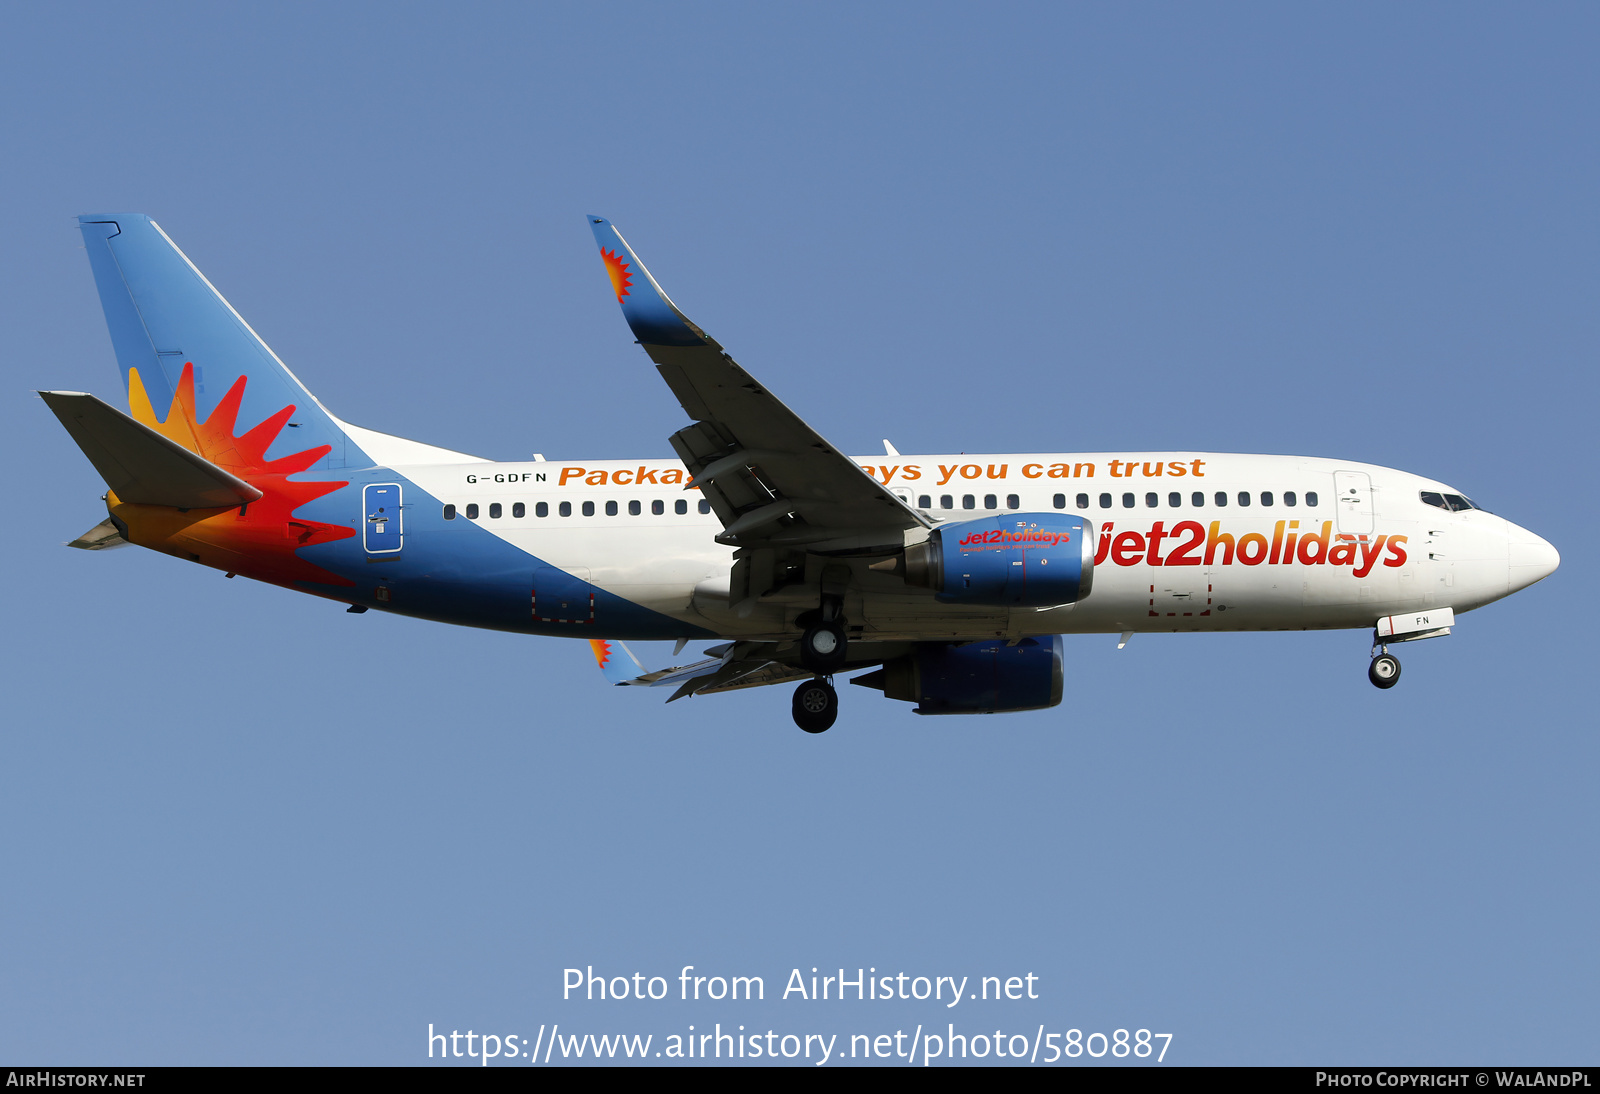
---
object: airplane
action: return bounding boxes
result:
[43,214,1560,732]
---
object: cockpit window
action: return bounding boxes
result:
[1422,490,1479,513]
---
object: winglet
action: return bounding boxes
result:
[590,639,647,686]
[586,216,715,348]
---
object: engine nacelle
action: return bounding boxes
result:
[855,637,1065,715]
[903,513,1094,607]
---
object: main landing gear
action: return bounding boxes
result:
[1368,636,1401,690]
[800,620,847,672]
[795,586,848,731]
[798,596,848,674]
[792,677,838,733]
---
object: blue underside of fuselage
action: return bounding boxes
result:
[288,467,715,639]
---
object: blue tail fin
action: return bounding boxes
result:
[77,214,372,471]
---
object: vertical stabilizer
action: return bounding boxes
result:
[77,215,372,471]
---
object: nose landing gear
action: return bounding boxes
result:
[793,677,838,733]
[1368,636,1401,690]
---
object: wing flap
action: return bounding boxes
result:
[40,390,263,508]
[691,660,812,696]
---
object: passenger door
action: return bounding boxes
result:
[362,483,403,554]
[1333,470,1374,536]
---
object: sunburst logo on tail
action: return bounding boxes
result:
[601,248,633,302]
[119,362,355,587]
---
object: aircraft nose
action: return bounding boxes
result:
[1507,526,1559,592]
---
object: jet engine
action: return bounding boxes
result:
[902,514,1094,607]
[853,636,1065,714]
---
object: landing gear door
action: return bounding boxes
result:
[1333,471,1374,535]
[363,483,403,554]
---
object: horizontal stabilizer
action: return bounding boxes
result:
[40,390,263,508]
[67,517,129,551]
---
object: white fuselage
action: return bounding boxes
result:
[396,451,1557,643]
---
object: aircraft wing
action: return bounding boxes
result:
[589,639,811,702]
[587,217,931,554]
[687,659,813,697]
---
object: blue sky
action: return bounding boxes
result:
[1,2,1595,1065]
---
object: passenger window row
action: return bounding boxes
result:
[914,494,1022,511]
[449,487,1328,522]
[910,490,1321,513]
[444,499,715,520]
[1059,490,1318,511]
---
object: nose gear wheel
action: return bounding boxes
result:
[1368,651,1401,689]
